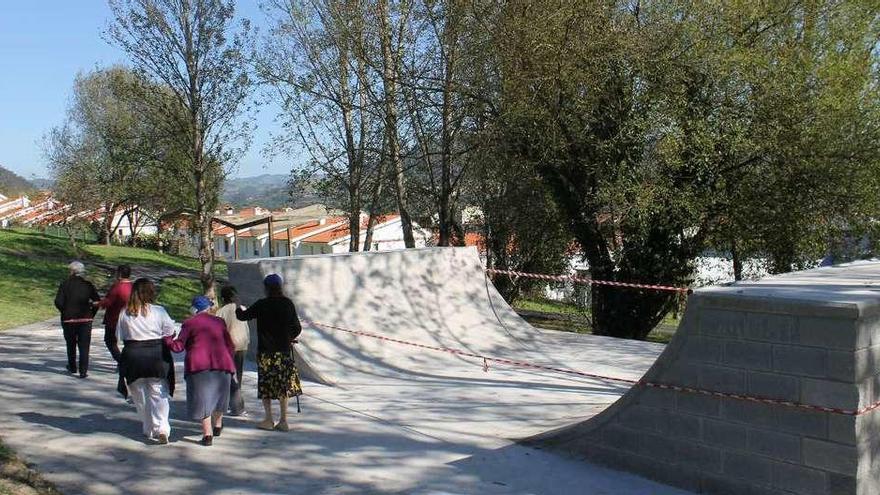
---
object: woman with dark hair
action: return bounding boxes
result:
[215,285,249,416]
[236,274,302,432]
[117,278,177,444]
[97,264,132,362]
[165,295,236,446]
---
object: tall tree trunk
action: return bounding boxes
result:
[102,203,116,246]
[731,238,743,281]
[378,0,415,248]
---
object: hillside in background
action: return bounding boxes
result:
[0,165,35,198]
[222,173,325,209]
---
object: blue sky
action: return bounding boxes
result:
[0,1,287,180]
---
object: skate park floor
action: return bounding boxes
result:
[0,319,691,495]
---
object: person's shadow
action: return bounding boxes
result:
[18,412,152,444]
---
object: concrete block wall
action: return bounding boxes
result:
[530,274,880,495]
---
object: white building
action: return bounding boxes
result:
[298,214,431,254]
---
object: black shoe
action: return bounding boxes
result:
[79,373,88,379]
[212,426,223,437]
[67,367,77,375]
[201,435,213,446]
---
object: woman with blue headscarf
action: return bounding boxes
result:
[165,295,236,446]
[236,273,303,432]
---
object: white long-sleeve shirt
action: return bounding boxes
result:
[215,303,250,352]
[117,304,177,342]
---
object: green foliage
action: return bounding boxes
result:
[0,229,224,330]
[478,0,880,339]
[156,277,203,322]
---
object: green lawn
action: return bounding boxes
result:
[514,296,681,344]
[0,229,223,330]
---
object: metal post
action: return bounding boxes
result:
[267,215,275,257]
[233,229,239,260]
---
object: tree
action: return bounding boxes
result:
[258,0,382,252]
[108,0,253,293]
[45,66,160,245]
[485,0,880,339]
[376,0,417,248]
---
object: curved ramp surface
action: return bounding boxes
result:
[228,247,663,442]
[531,260,880,495]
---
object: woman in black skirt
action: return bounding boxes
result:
[236,273,302,432]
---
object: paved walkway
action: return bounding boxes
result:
[0,319,690,495]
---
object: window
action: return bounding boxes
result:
[373,242,379,251]
[223,239,230,252]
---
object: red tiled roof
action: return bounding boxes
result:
[271,216,347,241]
[303,214,400,244]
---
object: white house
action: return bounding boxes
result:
[213,216,348,260]
[298,214,431,254]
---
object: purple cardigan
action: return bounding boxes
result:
[164,313,236,376]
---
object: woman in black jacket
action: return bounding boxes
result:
[54,261,100,378]
[236,273,302,432]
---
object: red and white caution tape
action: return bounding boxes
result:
[486,268,692,294]
[61,318,94,324]
[306,319,879,416]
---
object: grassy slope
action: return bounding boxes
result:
[0,229,225,330]
[513,296,679,344]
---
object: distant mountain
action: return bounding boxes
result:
[222,173,324,210]
[0,165,36,198]
[30,177,55,190]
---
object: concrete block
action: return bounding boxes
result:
[722,398,776,427]
[749,371,800,402]
[826,473,857,495]
[600,424,641,454]
[639,432,671,458]
[618,406,669,434]
[664,362,700,388]
[796,316,857,350]
[803,438,858,475]
[773,345,828,378]
[723,451,774,484]
[747,429,801,462]
[699,364,747,394]
[724,340,772,371]
[682,336,723,363]
[829,414,857,445]
[703,419,747,450]
[676,392,722,417]
[675,441,722,474]
[772,461,827,495]
[668,413,702,441]
[638,387,675,409]
[700,474,788,495]
[801,378,860,411]
[828,350,856,382]
[702,309,746,339]
[774,407,828,438]
[746,313,795,343]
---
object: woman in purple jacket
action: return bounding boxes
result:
[164,295,236,446]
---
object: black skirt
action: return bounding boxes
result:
[119,339,175,397]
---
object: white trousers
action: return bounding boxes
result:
[129,378,171,438]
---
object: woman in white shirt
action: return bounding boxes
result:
[117,278,177,444]
[214,285,250,416]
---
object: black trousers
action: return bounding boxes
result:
[62,322,92,376]
[228,351,246,416]
[104,324,122,362]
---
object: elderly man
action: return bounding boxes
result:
[54,261,100,378]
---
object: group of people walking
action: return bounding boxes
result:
[54,261,303,446]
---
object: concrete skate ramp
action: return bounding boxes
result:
[531,260,880,495]
[228,247,652,388]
